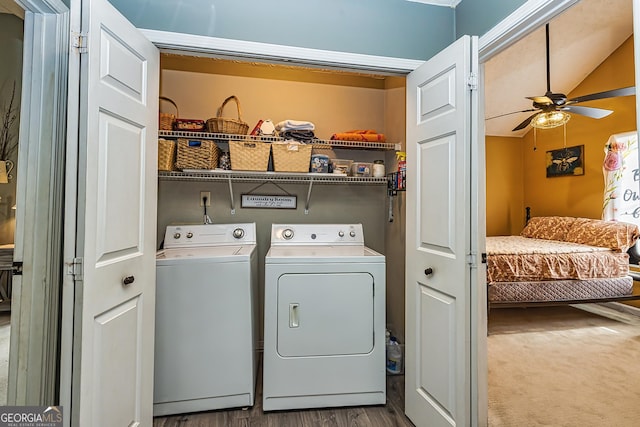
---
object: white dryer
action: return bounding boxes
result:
[154,223,258,416]
[263,223,386,411]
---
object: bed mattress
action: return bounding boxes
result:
[488,276,634,303]
[486,236,630,282]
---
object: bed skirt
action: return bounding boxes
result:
[488,276,634,305]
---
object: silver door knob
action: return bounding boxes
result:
[424,268,433,276]
[123,276,135,286]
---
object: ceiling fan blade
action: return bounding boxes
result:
[512,112,540,131]
[567,86,635,104]
[526,96,553,104]
[486,109,537,120]
[561,105,613,119]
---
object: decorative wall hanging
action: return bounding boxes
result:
[546,144,584,177]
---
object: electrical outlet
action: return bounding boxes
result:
[200,191,211,206]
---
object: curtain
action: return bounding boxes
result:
[602,131,639,225]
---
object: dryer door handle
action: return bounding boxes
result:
[289,303,300,328]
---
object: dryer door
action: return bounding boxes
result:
[277,272,374,357]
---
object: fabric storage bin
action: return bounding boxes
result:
[175,139,219,170]
[157,138,177,171]
[229,141,271,171]
[174,118,206,132]
[272,143,312,172]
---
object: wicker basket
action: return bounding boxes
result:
[158,138,176,171]
[175,139,219,170]
[159,97,178,131]
[206,96,250,135]
[272,143,312,172]
[229,141,271,171]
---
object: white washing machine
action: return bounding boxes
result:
[154,223,258,416]
[263,223,386,411]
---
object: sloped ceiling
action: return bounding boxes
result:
[0,0,24,19]
[484,0,633,137]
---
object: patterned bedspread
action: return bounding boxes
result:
[486,236,630,282]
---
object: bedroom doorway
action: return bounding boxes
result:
[482,0,640,423]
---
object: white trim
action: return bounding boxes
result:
[405,0,460,7]
[478,0,579,62]
[7,0,69,407]
[141,29,425,75]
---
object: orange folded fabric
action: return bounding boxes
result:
[331,129,386,142]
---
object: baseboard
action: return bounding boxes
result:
[598,301,640,317]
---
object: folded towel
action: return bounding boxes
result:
[331,130,386,142]
[275,120,315,131]
[280,129,317,143]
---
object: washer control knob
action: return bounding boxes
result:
[173,232,181,239]
[338,231,345,237]
[186,232,193,239]
[233,228,245,239]
[350,230,356,237]
[282,228,294,240]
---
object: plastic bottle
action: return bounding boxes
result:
[386,337,403,374]
[373,160,385,177]
[396,152,406,190]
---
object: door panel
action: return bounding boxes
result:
[405,35,478,427]
[277,273,374,357]
[72,0,159,425]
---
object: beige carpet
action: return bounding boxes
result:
[488,304,640,427]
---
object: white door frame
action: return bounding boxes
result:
[4,0,595,417]
[8,0,69,406]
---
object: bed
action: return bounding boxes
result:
[487,216,640,308]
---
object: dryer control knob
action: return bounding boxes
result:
[186,232,193,239]
[233,228,245,239]
[282,228,294,240]
[349,230,356,237]
[338,231,344,237]
[173,232,181,239]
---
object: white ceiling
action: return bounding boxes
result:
[484,0,634,137]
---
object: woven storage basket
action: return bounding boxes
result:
[159,97,178,130]
[175,139,219,170]
[229,141,271,171]
[206,96,250,135]
[157,138,177,171]
[272,143,312,172]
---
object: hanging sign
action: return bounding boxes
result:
[241,194,297,209]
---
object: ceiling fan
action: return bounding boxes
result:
[497,23,635,131]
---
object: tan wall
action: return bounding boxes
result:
[485,135,525,236]
[159,59,407,340]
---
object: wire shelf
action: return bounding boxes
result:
[158,170,387,185]
[158,130,400,151]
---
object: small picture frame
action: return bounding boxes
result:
[546,145,584,177]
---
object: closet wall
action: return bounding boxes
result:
[157,55,407,339]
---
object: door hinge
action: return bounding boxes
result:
[467,72,478,91]
[467,253,477,268]
[72,32,88,54]
[67,257,84,281]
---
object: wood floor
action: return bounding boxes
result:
[153,360,415,427]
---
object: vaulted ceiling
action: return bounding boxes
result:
[484,0,634,137]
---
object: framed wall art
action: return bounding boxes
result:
[546,145,584,177]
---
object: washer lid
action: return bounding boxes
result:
[266,245,384,263]
[157,244,256,263]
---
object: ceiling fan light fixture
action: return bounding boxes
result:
[530,111,571,129]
